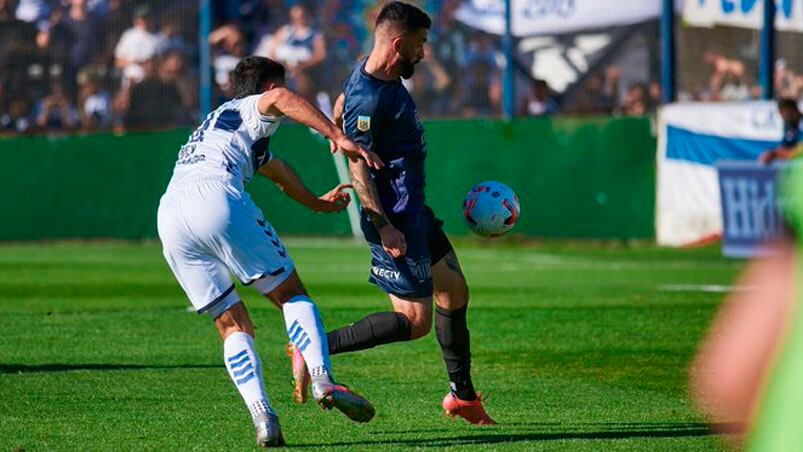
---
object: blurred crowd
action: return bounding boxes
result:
[677,52,803,103]
[3,0,803,137]
[0,0,199,134]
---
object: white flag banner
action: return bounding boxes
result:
[683,0,803,32]
[455,0,668,37]
[656,101,783,247]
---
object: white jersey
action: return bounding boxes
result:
[166,94,282,192]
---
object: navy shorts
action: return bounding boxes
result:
[361,206,453,298]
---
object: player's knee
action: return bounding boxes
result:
[409,315,432,340]
[266,272,308,305]
[436,283,469,311]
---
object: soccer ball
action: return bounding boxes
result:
[463,181,520,237]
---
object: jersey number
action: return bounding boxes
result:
[186,110,243,145]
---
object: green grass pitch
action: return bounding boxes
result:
[0,240,741,450]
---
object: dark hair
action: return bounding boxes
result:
[375,1,431,33]
[778,97,800,113]
[232,56,285,99]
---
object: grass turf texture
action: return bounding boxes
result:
[0,240,741,451]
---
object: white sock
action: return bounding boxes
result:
[223,332,273,419]
[283,295,332,380]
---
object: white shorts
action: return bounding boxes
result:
[157,179,295,318]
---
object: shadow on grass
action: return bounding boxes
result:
[0,363,220,374]
[296,422,740,448]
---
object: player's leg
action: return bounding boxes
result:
[326,293,431,355]
[427,209,496,425]
[255,269,375,423]
[213,301,285,447]
[326,218,435,354]
[432,250,474,398]
[158,184,284,447]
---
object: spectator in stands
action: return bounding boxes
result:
[15,0,50,26]
[759,98,802,164]
[101,0,132,63]
[156,16,187,56]
[1,0,38,85]
[775,59,801,100]
[114,4,162,87]
[570,67,619,115]
[35,80,78,131]
[77,66,111,131]
[432,0,469,113]
[458,32,502,117]
[648,81,662,109]
[622,82,649,116]
[209,23,247,103]
[703,51,752,102]
[122,54,184,129]
[0,74,33,134]
[0,96,34,134]
[218,0,285,46]
[161,50,197,115]
[60,0,102,73]
[409,43,451,117]
[520,79,559,117]
[269,3,326,101]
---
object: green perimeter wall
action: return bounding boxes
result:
[0,117,655,241]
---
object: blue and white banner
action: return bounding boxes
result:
[684,0,803,32]
[657,102,782,246]
[455,0,676,37]
[716,161,785,257]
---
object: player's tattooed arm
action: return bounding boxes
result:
[258,88,383,169]
[259,158,351,213]
[329,93,346,154]
[333,93,345,129]
[348,158,407,257]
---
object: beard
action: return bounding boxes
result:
[400,56,420,80]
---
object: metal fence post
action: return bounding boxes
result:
[502,0,515,119]
[661,0,676,103]
[760,0,775,100]
[199,0,212,121]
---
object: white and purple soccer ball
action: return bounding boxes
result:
[463,181,520,237]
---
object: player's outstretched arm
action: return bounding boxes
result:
[258,88,383,169]
[259,157,351,213]
[348,158,407,257]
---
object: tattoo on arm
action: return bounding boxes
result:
[349,159,389,229]
[444,252,463,276]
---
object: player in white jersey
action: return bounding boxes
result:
[157,56,383,448]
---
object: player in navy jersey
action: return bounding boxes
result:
[286,1,495,425]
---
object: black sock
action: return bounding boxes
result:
[327,312,412,355]
[435,305,476,401]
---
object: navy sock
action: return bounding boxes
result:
[327,312,412,355]
[435,305,477,401]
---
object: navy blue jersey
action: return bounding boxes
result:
[782,120,801,149]
[343,61,427,217]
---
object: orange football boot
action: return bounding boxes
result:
[286,343,311,404]
[442,392,497,425]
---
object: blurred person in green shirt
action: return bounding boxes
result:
[692,164,803,450]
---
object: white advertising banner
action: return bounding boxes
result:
[657,101,783,247]
[455,0,667,37]
[683,0,803,32]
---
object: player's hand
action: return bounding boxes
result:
[759,150,777,164]
[334,136,384,170]
[379,224,407,258]
[313,183,352,213]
